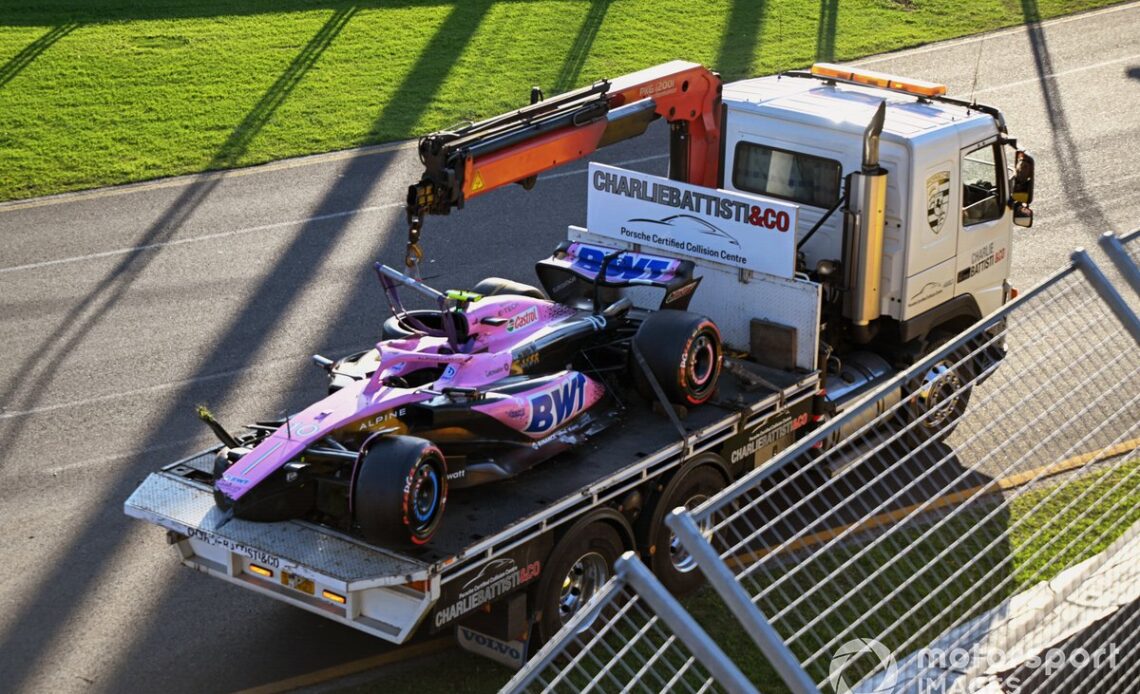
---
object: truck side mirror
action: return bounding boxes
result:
[1012,150,1034,205]
[1013,203,1033,228]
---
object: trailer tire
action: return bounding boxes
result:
[641,464,726,596]
[900,330,974,442]
[536,522,623,642]
[633,311,723,406]
[353,436,447,547]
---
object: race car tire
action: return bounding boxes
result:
[381,309,443,340]
[898,330,975,443]
[536,521,624,642]
[639,462,727,596]
[353,436,447,547]
[470,277,547,300]
[633,311,723,406]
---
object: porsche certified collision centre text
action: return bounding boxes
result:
[586,163,798,278]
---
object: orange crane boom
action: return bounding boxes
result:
[403,61,723,262]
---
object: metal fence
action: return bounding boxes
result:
[506,232,1140,694]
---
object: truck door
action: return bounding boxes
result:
[954,139,1011,316]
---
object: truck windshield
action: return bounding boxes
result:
[732,142,841,209]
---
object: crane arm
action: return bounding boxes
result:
[405,61,723,236]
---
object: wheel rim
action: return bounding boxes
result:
[668,492,711,573]
[410,462,442,529]
[558,551,609,625]
[686,333,717,391]
[913,359,963,429]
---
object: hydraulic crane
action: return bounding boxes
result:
[402,60,723,267]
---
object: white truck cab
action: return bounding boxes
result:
[721,65,1031,347]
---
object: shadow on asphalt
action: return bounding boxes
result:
[1021,0,1113,237]
[0,6,357,462]
[0,2,500,691]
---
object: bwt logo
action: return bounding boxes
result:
[526,373,588,433]
[574,246,671,281]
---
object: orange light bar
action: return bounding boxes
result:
[811,63,947,97]
[248,564,274,578]
[403,579,429,593]
[322,590,347,605]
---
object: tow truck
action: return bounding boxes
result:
[125,61,1034,667]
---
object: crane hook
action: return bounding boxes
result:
[405,216,424,274]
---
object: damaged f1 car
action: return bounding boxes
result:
[210,242,723,546]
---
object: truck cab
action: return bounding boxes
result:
[721,66,1029,348]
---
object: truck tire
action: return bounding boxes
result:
[353,436,447,547]
[901,330,974,442]
[536,522,623,642]
[633,311,722,406]
[640,463,726,596]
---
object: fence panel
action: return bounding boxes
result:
[503,553,758,694]
[681,256,1140,692]
[510,246,1140,694]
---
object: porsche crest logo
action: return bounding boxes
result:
[926,171,950,235]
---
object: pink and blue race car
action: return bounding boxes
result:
[209,242,723,547]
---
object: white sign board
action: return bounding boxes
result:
[585,162,799,278]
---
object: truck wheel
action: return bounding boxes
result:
[633,311,723,406]
[470,277,546,300]
[537,522,623,642]
[382,309,443,340]
[353,436,447,547]
[641,464,726,596]
[901,331,974,441]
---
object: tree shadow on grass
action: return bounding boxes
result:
[716,0,767,80]
[551,0,610,93]
[0,6,358,458]
[28,3,494,692]
[0,22,78,89]
[815,0,837,62]
[0,0,441,25]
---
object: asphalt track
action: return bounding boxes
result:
[1,4,1139,692]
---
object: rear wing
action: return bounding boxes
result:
[534,241,701,311]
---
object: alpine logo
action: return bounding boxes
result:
[525,373,588,433]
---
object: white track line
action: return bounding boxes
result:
[973,53,1140,95]
[0,203,401,275]
[0,155,668,276]
[853,1,1140,66]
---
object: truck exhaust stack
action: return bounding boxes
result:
[845,101,888,343]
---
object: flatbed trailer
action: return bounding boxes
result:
[126,359,817,651]
[126,58,1031,665]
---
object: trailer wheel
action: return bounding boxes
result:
[641,464,726,596]
[901,331,974,441]
[537,522,623,642]
[353,436,447,547]
[633,311,723,406]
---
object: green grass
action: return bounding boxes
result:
[685,458,1140,690]
[0,0,1126,201]
[341,459,1140,693]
